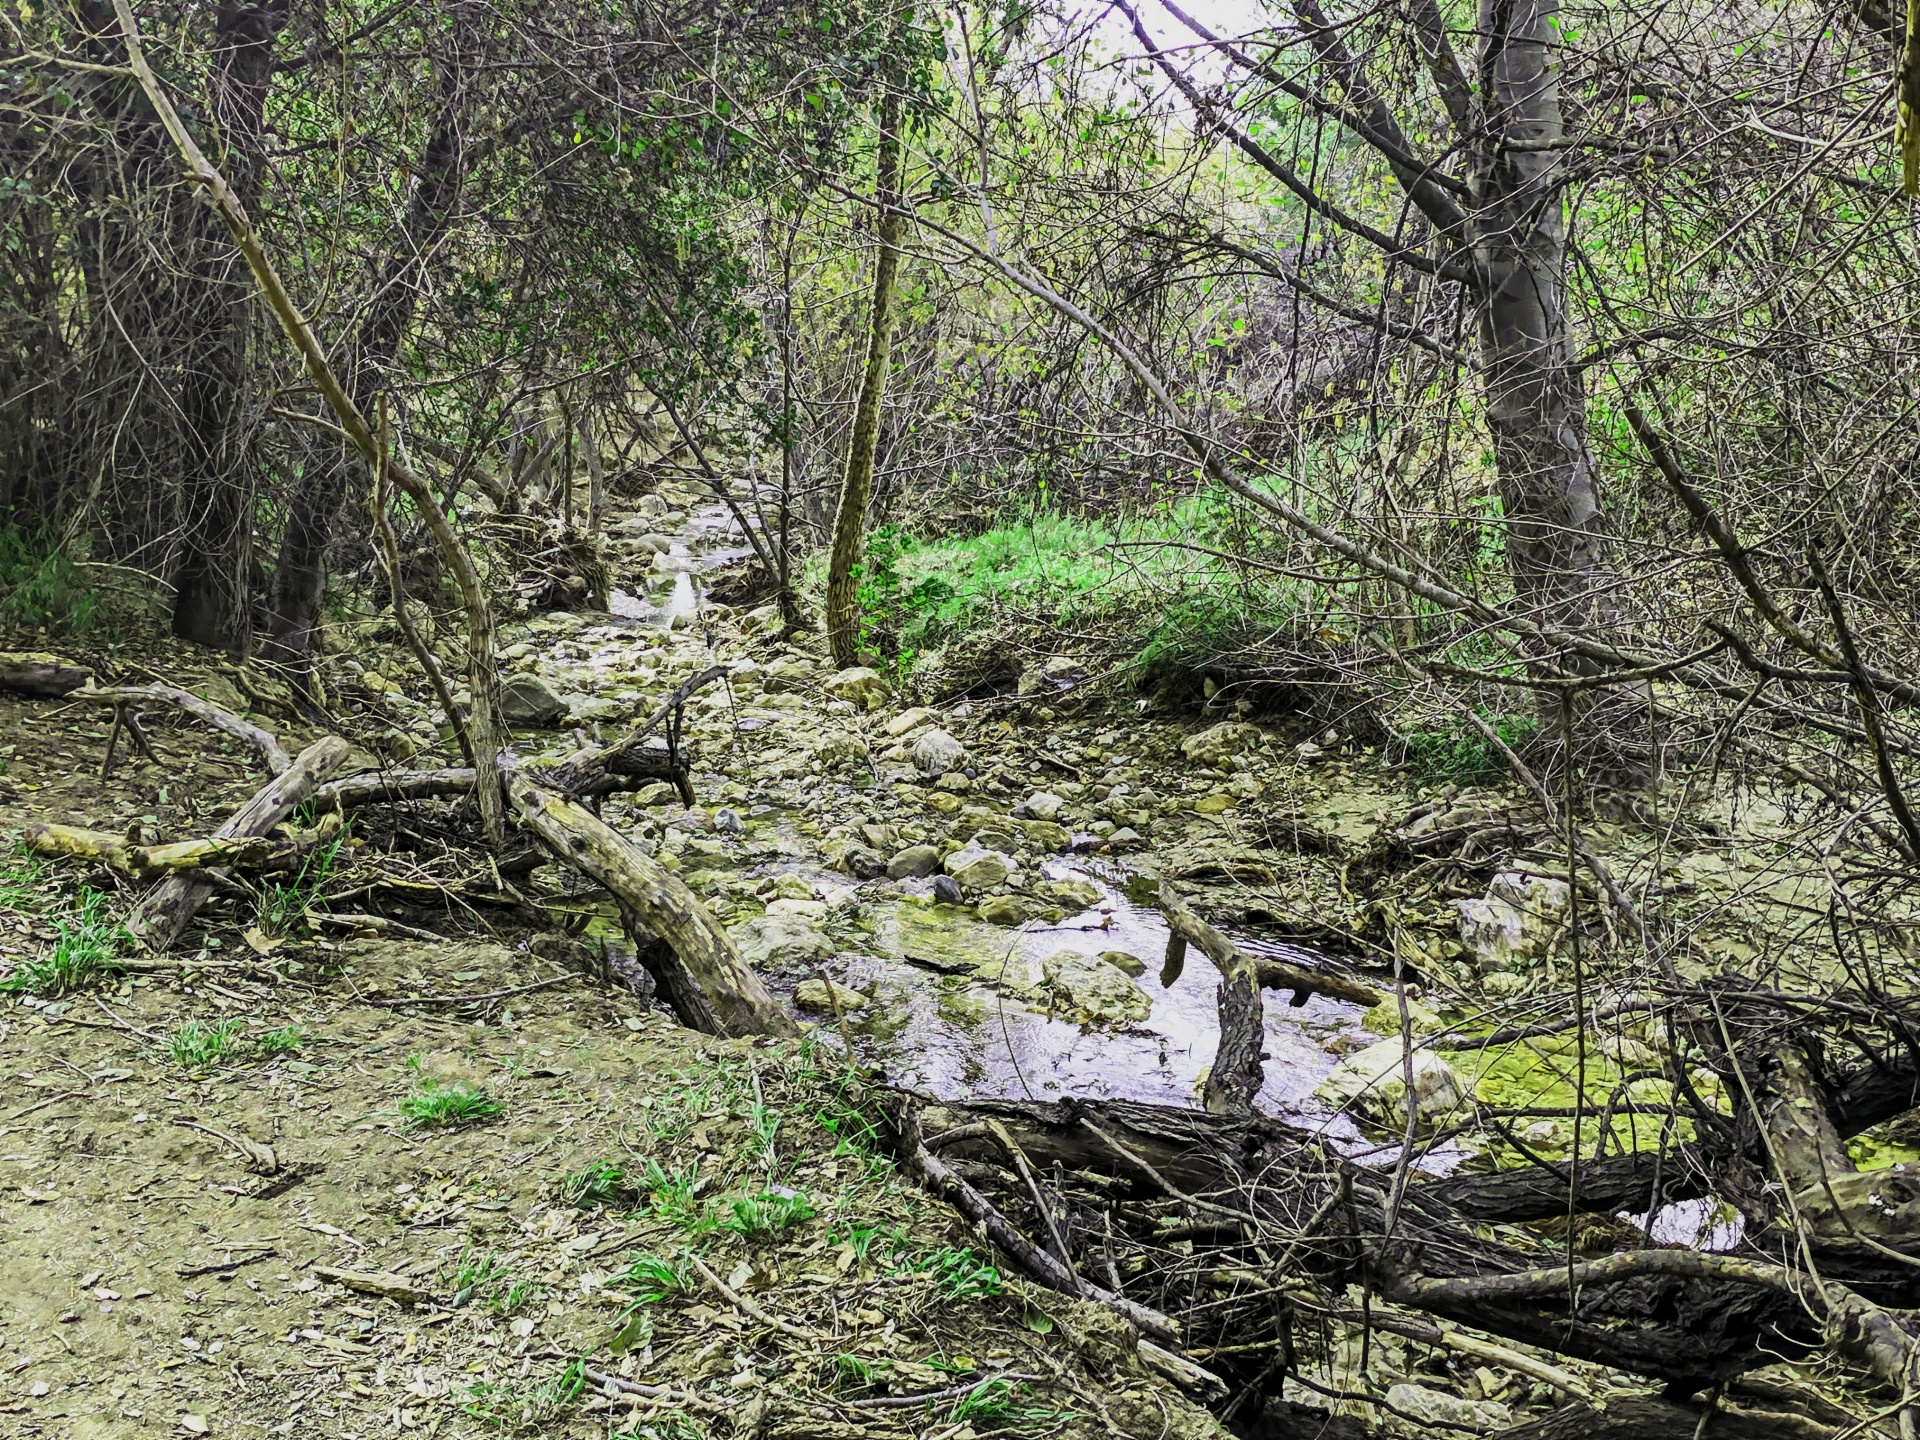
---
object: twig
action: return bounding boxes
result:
[683,1250,816,1339]
[176,1248,279,1280]
[840,1373,1042,1409]
[356,972,576,1008]
[91,997,164,1042]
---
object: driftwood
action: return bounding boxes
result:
[69,682,291,775]
[127,736,352,951]
[504,769,796,1038]
[0,652,93,697]
[539,663,726,804]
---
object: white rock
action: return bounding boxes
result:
[1180,721,1264,767]
[824,666,889,710]
[1316,1038,1466,1124]
[794,978,867,1013]
[886,706,939,737]
[912,728,968,778]
[729,914,833,968]
[1038,948,1151,1026]
[1455,871,1571,974]
[1016,791,1066,821]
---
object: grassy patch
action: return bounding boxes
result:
[257,828,350,938]
[559,1158,634,1209]
[1390,711,1539,787]
[167,1019,244,1070]
[461,1360,585,1433]
[400,1077,504,1128]
[258,1025,309,1055]
[715,1187,816,1238]
[0,887,126,996]
[0,524,105,636]
[913,1246,1003,1303]
[616,1252,689,1304]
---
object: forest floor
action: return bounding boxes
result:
[0,482,1899,1439]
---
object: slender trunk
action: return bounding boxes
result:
[581,406,604,535]
[1469,0,1634,770]
[166,1,289,653]
[824,84,905,668]
[261,0,476,669]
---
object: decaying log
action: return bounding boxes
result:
[504,770,796,1038]
[0,652,93,697]
[539,663,725,804]
[70,682,291,775]
[127,736,352,951]
[29,816,340,877]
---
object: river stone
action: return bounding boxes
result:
[944,846,1010,890]
[977,895,1031,926]
[1019,819,1071,852]
[1041,948,1151,1026]
[1100,950,1146,978]
[886,706,939,737]
[1181,721,1263,767]
[500,673,567,727]
[824,666,889,710]
[1192,792,1236,815]
[729,913,833,968]
[838,845,887,880]
[713,808,746,835]
[794,978,868,1014]
[811,731,868,767]
[934,771,972,793]
[635,494,669,519]
[1039,876,1103,910]
[1455,871,1571,974]
[887,845,942,879]
[763,657,815,693]
[1017,791,1066,821]
[1317,1039,1466,1124]
[912,728,969,778]
[1106,827,1142,849]
[931,875,963,905]
[925,792,964,816]
[1382,1384,1510,1433]
[971,825,1019,855]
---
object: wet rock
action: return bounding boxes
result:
[1361,998,1444,1036]
[1019,819,1071,852]
[824,666,889,710]
[794,978,868,1013]
[886,845,942,880]
[1015,790,1066,821]
[767,897,827,920]
[729,913,833,968]
[1317,1038,1466,1124]
[1106,827,1142,849]
[971,825,1020,855]
[925,792,965,816]
[1038,876,1103,910]
[885,706,938,737]
[635,494,669,520]
[1180,721,1263,768]
[931,875,964,905]
[1040,948,1151,1026]
[1382,1384,1510,1434]
[713,808,746,835]
[1455,871,1571,974]
[500,673,567,727]
[944,846,1010,890]
[770,873,816,901]
[977,895,1031,926]
[1100,950,1146,978]
[912,728,969,778]
[839,846,887,880]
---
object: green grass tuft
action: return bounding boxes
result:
[400,1078,504,1128]
[558,1159,633,1209]
[0,887,126,996]
[258,1025,309,1055]
[1391,711,1539,787]
[616,1252,688,1304]
[167,1018,244,1069]
[461,1360,585,1433]
[716,1187,816,1238]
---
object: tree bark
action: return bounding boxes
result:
[824,81,905,669]
[168,0,291,654]
[503,771,797,1039]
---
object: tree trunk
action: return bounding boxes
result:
[164,2,289,653]
[1469,0,1634,770]
[261,0,477,670]
[824,84,905,669]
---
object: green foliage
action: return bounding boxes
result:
[913,1246,1003,1303]
[461,1360,585,1433]
[400,1077,504,1128]
[716,1187,816,1238]
[616,1252,689,1304]
[946,1379,1070,1427]
[445,1247,511,1303]
[168,1019,244,1070]
[258,1025,309,1056]
[1392,712,1539,787]
[856,524,957,675]
[257,828,350,938]
[491,1279,542,1317]
[0,886,125,996]
[558,1159,634,1209]
[0,525,103,636]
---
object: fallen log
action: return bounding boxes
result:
[29,816,340,877]
[127,736,352,950]
[69,682,291,775]
[309,749,690,813]
[0,652,93,697]
[504,769,795,1038]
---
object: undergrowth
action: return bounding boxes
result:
[0,884,127,996]
[0,524,104,636]
[1390,711,1539,787]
